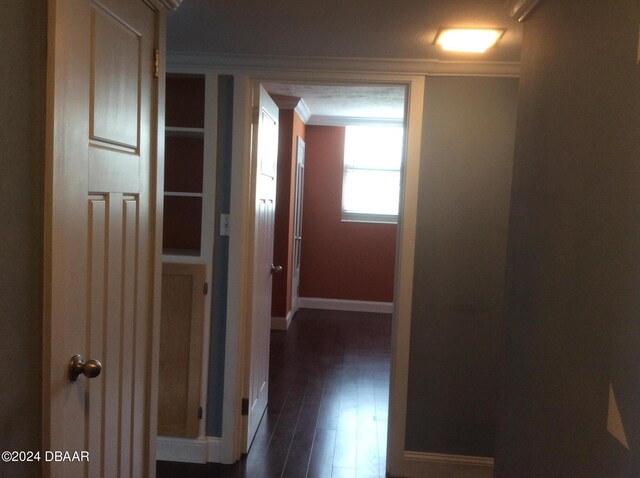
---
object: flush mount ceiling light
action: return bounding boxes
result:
[433,28,506,53]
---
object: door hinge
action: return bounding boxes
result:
[252,106,259,125]
[198,406,203,420]
[203,282,208,295]
[241,398,249,416]
[153,48,159,78]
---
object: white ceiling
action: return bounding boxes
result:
[262,82,406,124]
[168,0,522,121]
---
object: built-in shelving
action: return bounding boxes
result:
[162,75,206,257]
[159,72,218,441]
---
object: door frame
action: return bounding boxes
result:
[209,68,426,474]
[167,52,519,472]
[290,136,305,315]
[167,55,518,473]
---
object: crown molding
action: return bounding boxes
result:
[167,52,520,77]
[306,115,403,127]
[295,99,311,123]
[270,94,301,110]
[157,0,185,10]
[268,95,311,123]
[505,0,542,22]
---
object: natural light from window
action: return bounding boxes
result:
[342,125,403,223]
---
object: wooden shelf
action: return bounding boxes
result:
[164,191,203,198]
[166,126,205,138]
[162,248,201,257]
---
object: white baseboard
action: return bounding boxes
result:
[271,310,293,330]
[403,451,494,478]
[156,436,224,464]
[298,297,393,314]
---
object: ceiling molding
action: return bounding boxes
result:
[270,94,301,110]
[295,99,311,124]
[307,115,404,127]
[156,0,185,10]
[505,0,542,22]
[167,52,520,77]
[267,95,311,123]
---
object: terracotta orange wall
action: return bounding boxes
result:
[299,126,396,302]
[271,109,305,318]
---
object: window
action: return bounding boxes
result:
[342,125,403,223]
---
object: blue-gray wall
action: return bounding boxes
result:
[206,75,234,436]
[495,1,640,476]
[0,1,46,477]
[406,76,519,456]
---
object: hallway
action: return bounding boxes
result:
[157,308,392,477]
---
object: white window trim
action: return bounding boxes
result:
[341,124,402,224]
[341,211,398,224]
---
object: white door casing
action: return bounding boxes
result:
[44,0,163,476]
[241,84,279,452]
[291,137,305,314]
[209,69,425,471]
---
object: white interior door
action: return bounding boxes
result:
[291,138,305,313]
[242,85,279,452]
[44,1,158,476]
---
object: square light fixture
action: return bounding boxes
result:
[434,28,506,53]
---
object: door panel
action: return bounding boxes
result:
[91,3,141,150]
[244,85,279,451]
[89,1,143,193]
[291,138,305,313]
[45,1,157,476]
[158,263,205,439]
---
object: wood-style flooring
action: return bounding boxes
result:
[157,308,392,478]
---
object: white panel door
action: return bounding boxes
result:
[291,137,305,313]
[44,1,158,476]
[243,85,279,452]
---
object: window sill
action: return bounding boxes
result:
[341,212,398,224]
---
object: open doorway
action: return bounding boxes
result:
[239,81,408,474]
[264,81,406,326]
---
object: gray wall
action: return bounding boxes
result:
[406,76,518,456]
[0,1,47,477]
[495,1,640,476]
[206,76,234,436]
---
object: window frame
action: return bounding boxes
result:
[341,124,403,224]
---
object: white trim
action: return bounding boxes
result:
[269,94,302,110]
[197,68,425,472]
[403,451,494,478]
[206,436,225,463]
[164,191,203,197]
[156,436,225,464]
[165,126,205,137]
[505,0,542,22]
[270,310,294,330]
[222,73,253,463]
[268,94,311,124]
[295,99,311,123]
[198,73,218,439]
[342,211,398,224]
[156,437,206,463]
[155,0,185,10]
[298,297,393,314]
[161,254,206,264]
[167,52,520,77]
[307,115,404,127]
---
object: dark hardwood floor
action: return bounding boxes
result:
[157,308,392,478]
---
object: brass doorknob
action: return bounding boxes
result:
[270,264,283,274]
[69,354,102,382]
